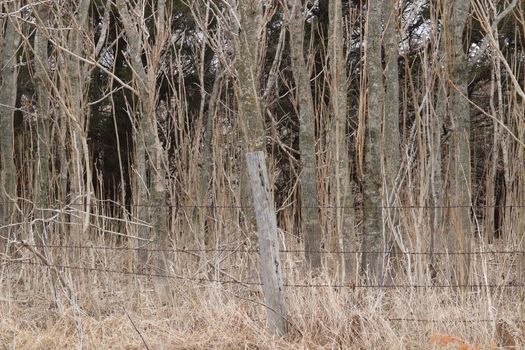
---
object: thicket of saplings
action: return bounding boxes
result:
[1,0,524,348]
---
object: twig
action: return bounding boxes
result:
[16,240,74,298]
[122,303,151,350]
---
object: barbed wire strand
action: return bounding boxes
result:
[8,242,259,254]
[3,258,525,290]
[3,200,525,210]
[5,241,525,256]
[3,259,523,325]
[386,318,506,323]
[284,282,525,289]
[2,259,263,286]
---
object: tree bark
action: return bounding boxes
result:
[288,0,322,271]
[429,77,446,280]
[33,3,53,251]
[328,0,354,281]
[65,0,93,251]
[361,0,385,281]
[444,0,472,285]
[116,1,169,293]
[383,0,401,197]
[197,69,222,249]
[233,0,266,231]
[381,0,402,284]
[0,4,20,235]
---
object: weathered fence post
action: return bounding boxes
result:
[245,151,287,336]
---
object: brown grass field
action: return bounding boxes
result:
[1,239,524,349]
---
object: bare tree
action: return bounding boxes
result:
[0,2,21,234]
[328,0,354,281]
[361,0,385,281]
[116,1,170,288]
[286,0,322,271]
[233,0,266,230]
[383,0,401,205]
[32,2,53,251]
[443,0,472,284]
[56,0,94,250]
[428,24,446,279]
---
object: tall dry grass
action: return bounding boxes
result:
[1,206,524,349]
[2,0,525,348]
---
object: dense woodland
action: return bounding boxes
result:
[0,0,524,288]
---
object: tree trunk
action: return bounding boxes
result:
[33,3,53,252]
[0,5,20,239]
[66,0,92,252]
[288,0,322,271]
[198,70,222,250]
[444,0,471,285]
[381,0,402,284]
[429,78,446,280]
[383,0,401,199]
[116,1,169,296]
[328,0,354,281]
[234,0,266,232]
[133,122,150,267]
[361,0,385,281]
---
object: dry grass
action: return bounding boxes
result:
[1,247,524,350]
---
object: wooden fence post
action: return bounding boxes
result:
[245,151,287,336]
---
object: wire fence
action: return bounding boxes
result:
[2,255,524,290]
[2,200,525,210]
[2,257,524,325]
[4,241,525,256]
[1,200,525,327]
[386,318,508,324]
[2,246,525,327]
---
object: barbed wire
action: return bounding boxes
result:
[2,259,263,286]
[280,249,525,256]
[3,258,525,290]
[3,200,525,210]
[8,242,259,254]
[5,241,525,256]
[285,282,525,289]
[386,318,505,323]
[3,259,523,326]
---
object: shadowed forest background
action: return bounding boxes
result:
[0,0,525,348]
